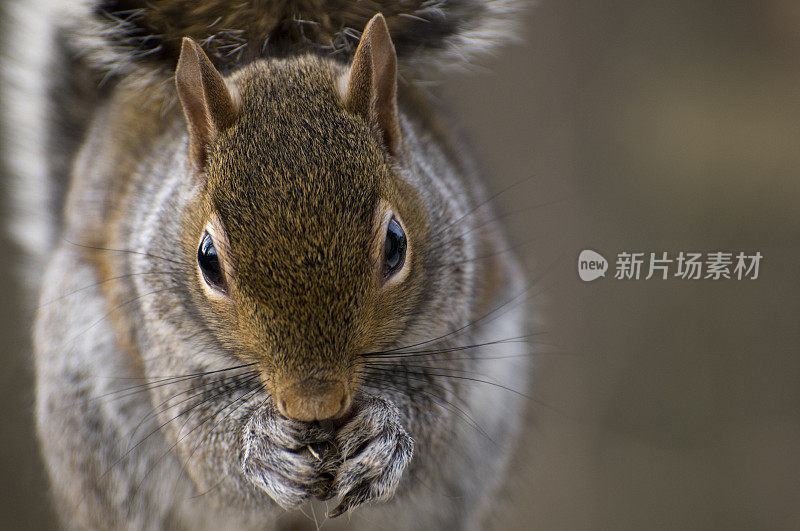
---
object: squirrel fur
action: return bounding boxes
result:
[2,0,531,529]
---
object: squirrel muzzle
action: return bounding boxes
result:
[275,378,351,422]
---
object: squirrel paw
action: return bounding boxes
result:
[242,403,336,510]
[327,395,415,517]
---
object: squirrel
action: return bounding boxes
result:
[2,0,531,528]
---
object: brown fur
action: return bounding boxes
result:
[176,54,430,410]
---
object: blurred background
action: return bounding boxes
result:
[2,0,800,528]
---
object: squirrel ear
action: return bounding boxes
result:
[175,38,239,170]
[344,14,402,157]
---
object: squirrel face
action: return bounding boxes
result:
[175,24,430,422]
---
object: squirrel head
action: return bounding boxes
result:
[173,15,429,422]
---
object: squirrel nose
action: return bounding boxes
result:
[276,379,351,422]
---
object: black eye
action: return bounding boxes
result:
[198,232,226,291]
[383,217,407,278]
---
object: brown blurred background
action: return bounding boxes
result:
[2,0,800,529]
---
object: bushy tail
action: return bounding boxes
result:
[2,0,106,301]
[2,0,59,298]
[65,0,527,79]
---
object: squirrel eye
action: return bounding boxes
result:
[383,217,407,278]
[198,232,226,291]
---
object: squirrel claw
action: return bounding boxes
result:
[325,501,349,519]
[326,481,373,518]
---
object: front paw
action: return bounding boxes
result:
[241,403,335,510]
[328,396,414,517]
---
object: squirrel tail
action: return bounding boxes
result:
[2,0,61,295]
[2,0,106,298]
[62,0,527,79]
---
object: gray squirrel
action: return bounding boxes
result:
[2,0,531,528]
